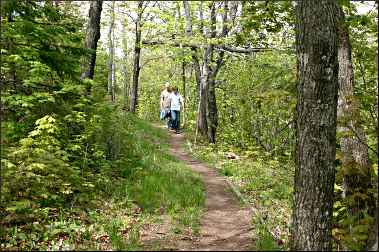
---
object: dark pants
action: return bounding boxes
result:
[167,116,172,129]
[171,110,180,131]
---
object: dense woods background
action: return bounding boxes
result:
[1,0,377,250]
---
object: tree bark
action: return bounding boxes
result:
[336,6,376,249]
[207,77,217,143]
[182,0,201,90]
[181,59,186,127]
[336,5,373,210]
[130,1,143,113]
[107,1,116,102]
[81,0,103,80]
[292,1,340,250]
[205,2,219,144]
[121,13,129,110]
[183,0,207,137]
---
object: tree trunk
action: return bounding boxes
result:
[292,1,340,250]
[205,2,218,144]
[183,0,207,137]
[107,1,115,102]
[207,77,217,143]
[122,15,129,110]
[204,1,228,144]
[122,64,129,109]
[129,1,143,113]
[81,0,103,80]
[198,70,209,137]
[112,19,116,102]
[336,6,376,249]
[336,6,373,212]
[181,60,186,127]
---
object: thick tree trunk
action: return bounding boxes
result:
[292,1,340,251]
[107,1,115,102]
[81,0,103,80]
[130,1,143,113]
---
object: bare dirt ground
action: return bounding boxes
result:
[142,127,254,251]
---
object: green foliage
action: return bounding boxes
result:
[216,52,296,156]
[2,110,205,250]
[1,0,377,250]
[1,1,205,250]
[255,223,281,251]
[238,1,294,46]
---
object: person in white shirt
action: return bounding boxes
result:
[160,82,172,129]
[168,86,184,134]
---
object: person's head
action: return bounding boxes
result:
[172,86,178,94]
[164,82,170,90]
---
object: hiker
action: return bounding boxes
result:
[168,86,184,134]
[160,82,172,129]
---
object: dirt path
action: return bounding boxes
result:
[165,130,254,251]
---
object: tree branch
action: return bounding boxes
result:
[141,39,287,54]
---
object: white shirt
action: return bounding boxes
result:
[169,92,183,111]
[160,89,171,109]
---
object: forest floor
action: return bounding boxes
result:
[143,125,254,250]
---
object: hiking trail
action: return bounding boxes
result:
[144,125,254,251]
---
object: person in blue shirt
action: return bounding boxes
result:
[168,86,184,134]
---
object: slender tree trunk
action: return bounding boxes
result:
[122,15,129,110]
[107,1,115,102]
[183,0,207,137]
[112,22,116,102]
[122,64,129,108]
[204,1,228,144]
[292,1,340,250]
[176,3,186,128]
[198,66,209,137]
[207,76,217,143]
[205,2,218,144]
[130,1,143,113]
[81,0,103,80]
[181,60,186,127]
